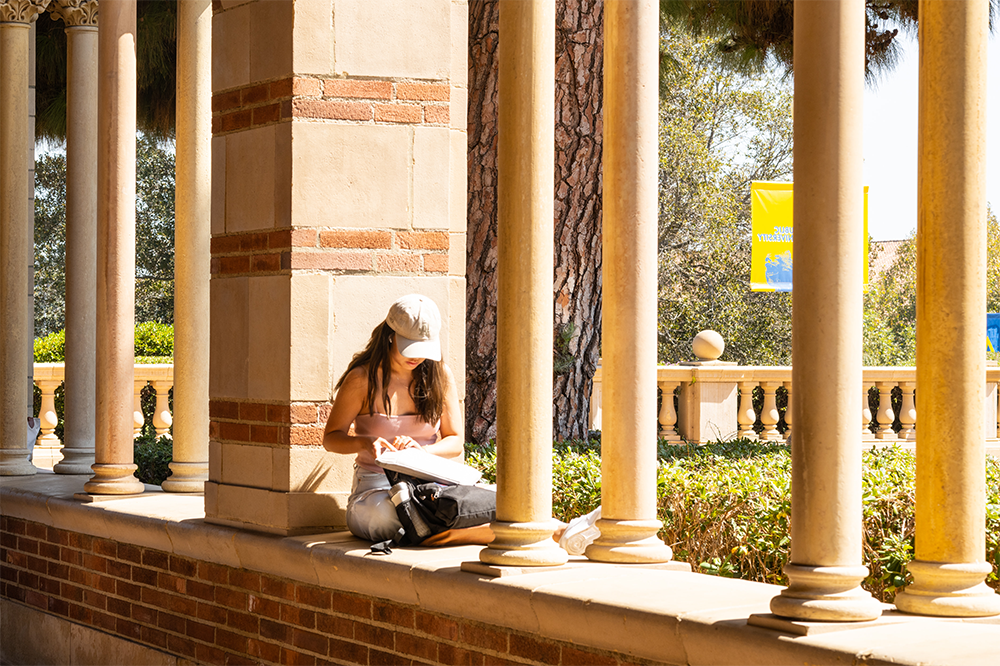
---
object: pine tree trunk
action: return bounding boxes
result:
[466,0,604,444]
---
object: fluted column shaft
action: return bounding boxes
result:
[480,0,566,567]
[162,0,211,493]
[895,0,1000,617]
[771,0,880,621]
[0,0,50,476]
[85,0,144,495]
[586,0,671,564]
[53,0,99,474]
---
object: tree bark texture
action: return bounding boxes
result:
[466,0,604,444]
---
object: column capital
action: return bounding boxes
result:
[49,0,97,27]
[0,0,52,24]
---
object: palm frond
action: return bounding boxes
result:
[34,0,177,141]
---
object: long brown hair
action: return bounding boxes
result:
[335,321,446,424]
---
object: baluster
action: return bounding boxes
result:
[760,382,781,441]
[133,380,147,438]
[657,381,681,441]
[737,381,757,439]
[782,382,792,443]
[151,380,173,438]
[862,385,874,440]
[874,381,897,440]
[898,381,916,441]
[35,379,62,448]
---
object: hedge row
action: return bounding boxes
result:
[130,433,1000,604]
[465,438,1000,603]
[33,322,173,363]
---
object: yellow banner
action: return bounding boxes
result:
[750,182,869,291]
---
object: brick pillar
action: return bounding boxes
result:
[205,0,468,534]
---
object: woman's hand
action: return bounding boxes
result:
[392,435,421,451]
[370,437,396,458]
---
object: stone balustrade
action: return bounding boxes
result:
[30,363,174,467]
[590,363,1000,451]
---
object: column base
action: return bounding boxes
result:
[161,461,208,493]
[894,560,1000,617]
[53,445,96,475]
[479,521,568,567]
[0,452,38,476]
[585,518,673,563]
[83,464,146,495]
[770,563,882,621]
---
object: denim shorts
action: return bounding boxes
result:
[346,467,403,542]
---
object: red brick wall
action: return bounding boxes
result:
[211,76,451,137]
[208,399,332,449]
[1,517,636,666]
[209,229,451,280]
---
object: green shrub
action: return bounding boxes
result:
[133,434,173,486]
[134,322,174,358]
[33,329,65,362]
[463,438,1000,603]
[33,323,173,363]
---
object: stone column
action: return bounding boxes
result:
[0,0,50,476]
[51,0,99,475]
[894,0,1000,617]
[586,0,671,564]
[162,0,211,493]
[480,0,566,567]
[770,0,881,621]
[84,0,144,495]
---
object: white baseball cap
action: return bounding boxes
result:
[385,294,442,361]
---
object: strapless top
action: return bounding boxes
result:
[353,413,440,473]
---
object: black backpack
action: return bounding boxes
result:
[371,470,496,552]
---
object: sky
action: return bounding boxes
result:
[863,31,1000,241]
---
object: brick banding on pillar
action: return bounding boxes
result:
[395,83,450,101]
[423,104,450,125]
[210,401,321,447]
[373,103,422,124]
[222,227,453,277]
[213,76,456,137]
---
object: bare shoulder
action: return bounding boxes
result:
[439,362,457,387]
[338,366,371,396]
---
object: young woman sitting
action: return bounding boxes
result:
[322,294,494,546]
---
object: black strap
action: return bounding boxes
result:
[370,540,392,555]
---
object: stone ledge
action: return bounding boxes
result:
[3,472,1000,665]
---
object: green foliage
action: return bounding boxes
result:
[657,24,793,365]
[134,135,177,324]
[33,135,176,336]
[134,322,175,358]
[863,236,917,365]
[34,1,178,141]
[33,324,173,363]
[33,329,66,363]
[464,438,1000,602]
[133,434,173,486]
[34,151,67,337]
[864,208,999,365]
[658,0,948,82]
[553,323,577,376]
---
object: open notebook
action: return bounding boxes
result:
[375,448,483,486]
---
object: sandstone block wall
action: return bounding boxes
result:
[206,0,468,534]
